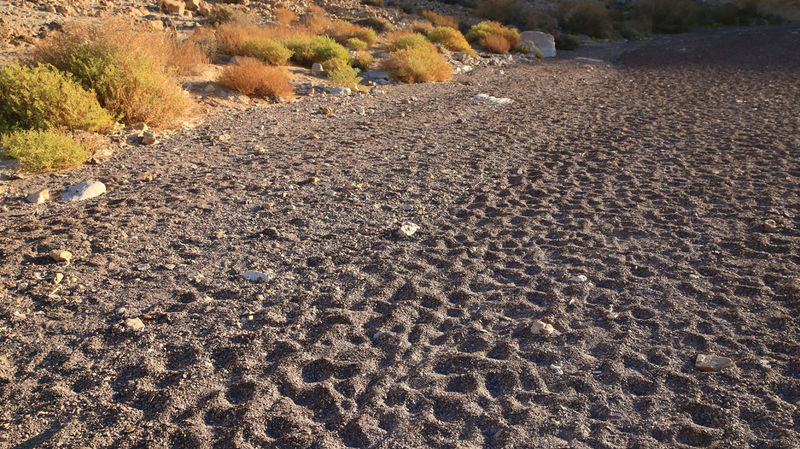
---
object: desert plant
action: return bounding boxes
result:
[310,35,350,63]
[206,4,252,26]
[169,38,211,75]
[218,58,294,98]
[33,21,191,127]
[555,32,581,50]
[387,33,433,51]
[427,27,475,55]
[323,20,377,46]
[0,63,115,134]
[480,33,511,53]
[419,10,459,29]
[558,1,614,38]
[631,0,705,34]
[380,45,452,83]
[474,0,559,32]
[350,50,373,71]
[1,129,89,172]
[325,59,363,89]
[282,33,315,65]
[240,38,294,65]
[466,21,520,52]
[273,7,298,25]
[410,20,433,34]
[362,0,384,6]
[344,37,368,50]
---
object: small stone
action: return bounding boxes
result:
[762,219,779,233]
[136,263,150,271]
[49,250,73,263]
[326,87,351,96]
[163,263,176,270]
[758,359,772,370]
[243,270,273,283]
[26,188,50,204]
[395,222,419,238]
[311,62,325,76]
[306,176,320,184]
[532,319,555,335]
[141,131,158,145]
[696,354,734,372]
[550,363,564,375]
[569,274,588,283]
[474,93,513,105]
[399,204,414,211]
[63,181,106,202]
[188,271,205,282]
[124,317,145,331]
[53,273,64,284]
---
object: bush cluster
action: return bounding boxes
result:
[1,129,90,173]
[240,38,294,65]
[427,27,475,55]
[419,10,459,29]
[218,58,294,99]
[380,44,452,83]
[466,21,520,54]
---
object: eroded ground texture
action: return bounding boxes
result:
[1,25,799,449]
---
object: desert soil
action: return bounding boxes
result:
[1,24,799,449]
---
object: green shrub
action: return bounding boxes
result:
[310,35,350,64]
[326,61,363,90]
[379,45,452,83]
[240,38,293,65]
[350,51,373,71]
[466,21,520,52]
[283,34,315,65]
[427,27,475,55]
[34,23,191,127]
[1,129,89,172]
[0,64,115,134]
[419,10,459,29]
[344,37,368,50]
[387,33,432,51]
[555,33,581,50]
[558,1,614,38]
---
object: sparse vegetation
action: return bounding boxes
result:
[558,1,614,38]
[0,64,115,134]
[427,27,475,55]
[410,20,433,34]
[631,0,705,34]
[466,21,520,53]
[350,51,373,71]
[474,0,558,33]
[273,8,298,26]
[555,33,581,50]
[362,0,384,6]
[169,37,212,75]
[218,58,294,99]
[387,33,433,51]
[1,129,89,172]
[325,59,364,90]
[380,45,452,83]
[419,10,459,29]
[206,4,252,26]
[240,38,294,65]
[33,21,191,127]
[344,37,368,50]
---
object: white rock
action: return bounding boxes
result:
[520,31,556,57]
[395,222,419,238]
[124,317,145,331]
[326,87,351,96]
[49,250,73,263]
[26,188,50,204]
[243,270,273,283]
[695,354,734,371]
[570,274,589,283]
[63,181,106,202]
[311,62,325,76]
[474,93,513,105]
[532,319,555,335]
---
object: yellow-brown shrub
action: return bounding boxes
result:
[218,58,294,99]
[379,46,452,83]
[466,21,520,53]
[426,27,475,55]
[419,10,459,29]
[273,7,298,25]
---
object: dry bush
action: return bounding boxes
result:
[480,33,511,53]
[558,0,613,38]
[362,0,383,6]
[324,19,377,46]
[419,10,459,29]
[355,17,394,32]
[350,50,373,71]
[304,13,333,35]
[306,3,325,14]
[273,8,298,25]
[218,58,294,98]
[379,45,452,83]
[410,20,433,34]
[33,20,190,127]
[385,29,412,43]
[344,37,368,50]
[169,38,211,75]
[427,26,474,55]
[386,33,433,51]
[324,58,363,89]
[474,0,557,33]
[206,4,253,26]
[466,21,520,52]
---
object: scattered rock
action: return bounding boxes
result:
[575,57,604,63]
[63,181,106,202]
[141,131,158,145]
[53,273,64,284]
[762,219,780,233]
[136,263,150,271]
[326,87,351,96]
[26,188,50,204]
[532,319,555,335]
[395,222,419,238]
[243,270,273,283]
[758,359,772,370]
[569,274,589,283]
[521,31,556,57]
[124,317,145,331]
[311,62,325,76]
[696,354,734,371]
[49,250,73,263]
[0,355,13,382]
[474,93,513,105]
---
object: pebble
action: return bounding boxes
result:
[136,264,150,271]
[395,222,419,238]
[243,270,273,283]
[474,93,513,105]
[63,181,106,202]
[532,319,555,335]
[53,273,64,284]
[762,219,779,233]
[124,317,145,331]
[141,131,158,145]
[758,359,772,369]
[26,188,50,204]
[695,354,734,371]
[399,204,414,211]
[550,363,564,375]
[49,250,73,263]
[569,274,588,283]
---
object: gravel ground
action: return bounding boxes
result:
[0,24,799,449]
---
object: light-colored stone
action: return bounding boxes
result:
[124,317,145,331]
[141,131,158,145]
[49,250,72,263]
[160,0,185,15]
[395,222,419,238]
[520,31,556,57]
[53,273,64,284]
[197,1,212,17]
[148,19,164,31]
[762,219,779,233]
[474,93,513,105]
[532,319,555,335]
[361,70,390,81]
[311,62,325,76]
[243,270,273,283]
[326,87,351,96]
[570,274,589,283]
[26,188,50,204]
[184,0,200,11]
[63,181,106,202]
[696,354,734,372]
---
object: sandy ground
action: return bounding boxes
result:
[0,24,799,449]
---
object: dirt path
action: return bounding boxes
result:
[1,24,799,449]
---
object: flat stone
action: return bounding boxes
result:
[395,222,419,238]
[326,87,351,96]
[474,93,513,105]
[49,250,73,263]
[570,274,589,283]
[124,317,145,331]
[243,270,273,283]
[532,319,555,335]
[26,188,50,204]
[311,62,325,76]
[141,131,158,145]
[696,354,734,371]
[63,181,106,202]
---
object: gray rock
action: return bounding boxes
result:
[696,354,734,371]
[361,70,390,81]
[395,222,419,238]
[63,181,106,202]
[124,317,145,331]
[326,87,351,96]
[141,131,158,145]
[311,62,325,76]
[474,93,513,105]
[26,188,50,204]
[243,270,273,283]
[520,31,556,58]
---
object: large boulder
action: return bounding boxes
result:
[159,0,185,15]
[520,31,556,58]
